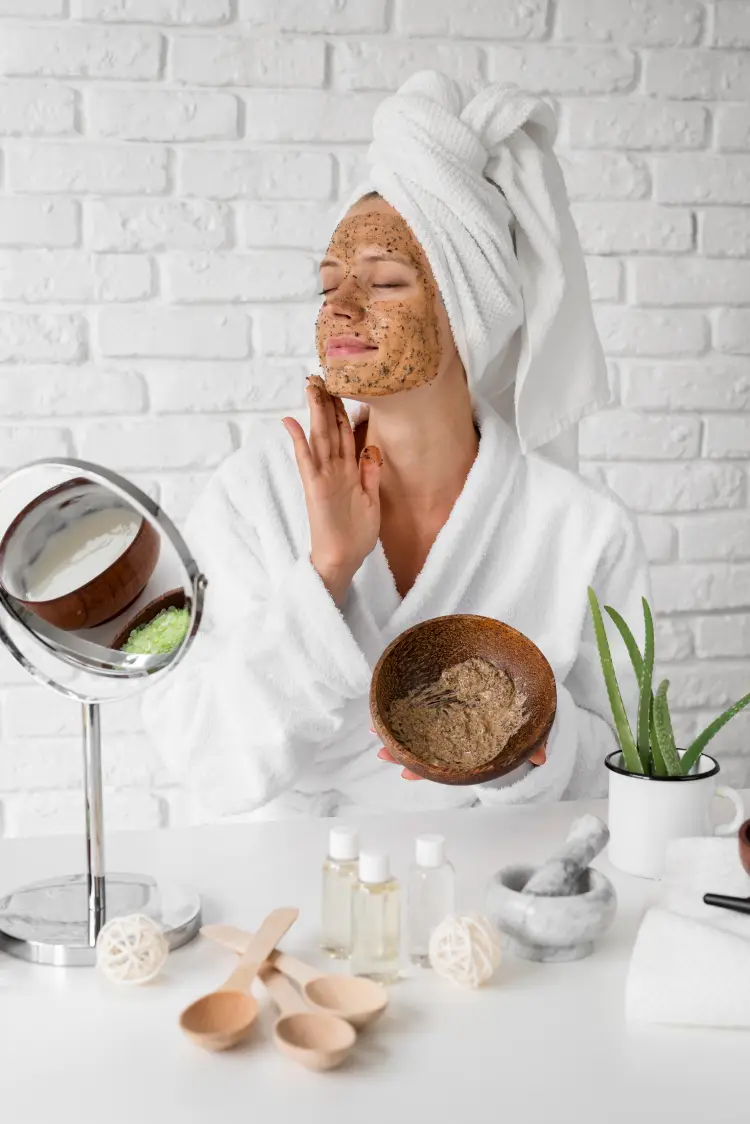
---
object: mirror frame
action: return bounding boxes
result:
[0,457,207,703]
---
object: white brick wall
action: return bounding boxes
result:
[1,0,749,836]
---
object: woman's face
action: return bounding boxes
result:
[316,196,451,398]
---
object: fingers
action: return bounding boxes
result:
[376,745,423,781]
[305,373,341,469]
[296,375,358,476]
[306,382,330,468]
[305,372,356,467]
[306,371,369,470]
[332,394,355,462]
[281,417,314,483]
[359,444,383,505]
[529,741,547,767]
[323,387,339,453]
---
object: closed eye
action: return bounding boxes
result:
[319,282,406,295]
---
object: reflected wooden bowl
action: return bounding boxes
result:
[739,819,750,879]
[110,588,186,651]
[370,614,557,786]
[0,478,160,632]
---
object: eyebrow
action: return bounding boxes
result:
[319,250,415,269]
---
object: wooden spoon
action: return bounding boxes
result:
[261,965,356,1071]
[180,908,298,1051]
[201,923,388,1029]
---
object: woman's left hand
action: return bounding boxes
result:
[373,734,547,779]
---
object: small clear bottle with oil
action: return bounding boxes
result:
[350,851,401,984]
[407,834,455,966]
[321,825,359,959]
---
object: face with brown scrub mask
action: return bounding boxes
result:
[316,195,453,399]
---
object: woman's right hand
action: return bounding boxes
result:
[282,377,383,605]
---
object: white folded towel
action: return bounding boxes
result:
[340,69,611,457]
[626,838,750,1028]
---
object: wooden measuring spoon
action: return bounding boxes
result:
[261,965,356,1071]
[180,908,298,1051]
[202,923,388,1029]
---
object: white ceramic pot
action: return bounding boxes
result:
[605,750,745,879]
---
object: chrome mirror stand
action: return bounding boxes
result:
[0,458,206,966]
[0,694,202,966]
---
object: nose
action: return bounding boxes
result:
[324,277,365,322]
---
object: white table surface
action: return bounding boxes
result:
[0,796,748,1124]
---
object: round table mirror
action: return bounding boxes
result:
[0,458,207,966]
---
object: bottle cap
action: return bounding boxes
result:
[416,834,445,868]
[329,825,359,861]
[358,851,390,884]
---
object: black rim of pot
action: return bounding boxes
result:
[604,749,719,781]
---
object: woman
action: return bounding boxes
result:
[142,72,649,823]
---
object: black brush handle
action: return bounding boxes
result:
[703,892,750,915]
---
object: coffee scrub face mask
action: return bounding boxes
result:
[316,203,443,398]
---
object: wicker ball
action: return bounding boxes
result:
[96,913,169,985]
[428,913,501,988]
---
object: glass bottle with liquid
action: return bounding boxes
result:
[321,825,359,959]
[350,851,401,984]
[407,834,455,966]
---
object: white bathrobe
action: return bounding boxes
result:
[141,393,649,824]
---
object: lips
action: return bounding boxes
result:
[326,336,378,358]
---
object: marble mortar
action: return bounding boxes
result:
[485,864,617,962]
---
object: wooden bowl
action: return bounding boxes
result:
[370,614,557,786]
[0,478,160,632]
[739,819,750,879]
[110,588,186,651]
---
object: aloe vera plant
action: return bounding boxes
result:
[588,587,750,777]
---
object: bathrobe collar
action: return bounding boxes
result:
[348,393,521,640]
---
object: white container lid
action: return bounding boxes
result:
[359,851,390,884]
[329,825,359,861]
[416,834,445,868]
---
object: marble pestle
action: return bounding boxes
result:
[522,814,610,897]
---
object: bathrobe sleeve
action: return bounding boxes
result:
[139,454,373,820]
[474,504,650,807]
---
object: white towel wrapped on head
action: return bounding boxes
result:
[341,69,611,457]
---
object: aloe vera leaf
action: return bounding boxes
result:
[588,587,643,774]
[653,679,682,777]
[606,605,655,773]
[681,689,750,775]
[636,598,655,774]
[604,605,644,681]
[650,698,668,777]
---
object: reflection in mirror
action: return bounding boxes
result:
[0,462,201,700]
[5,480,151,620]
